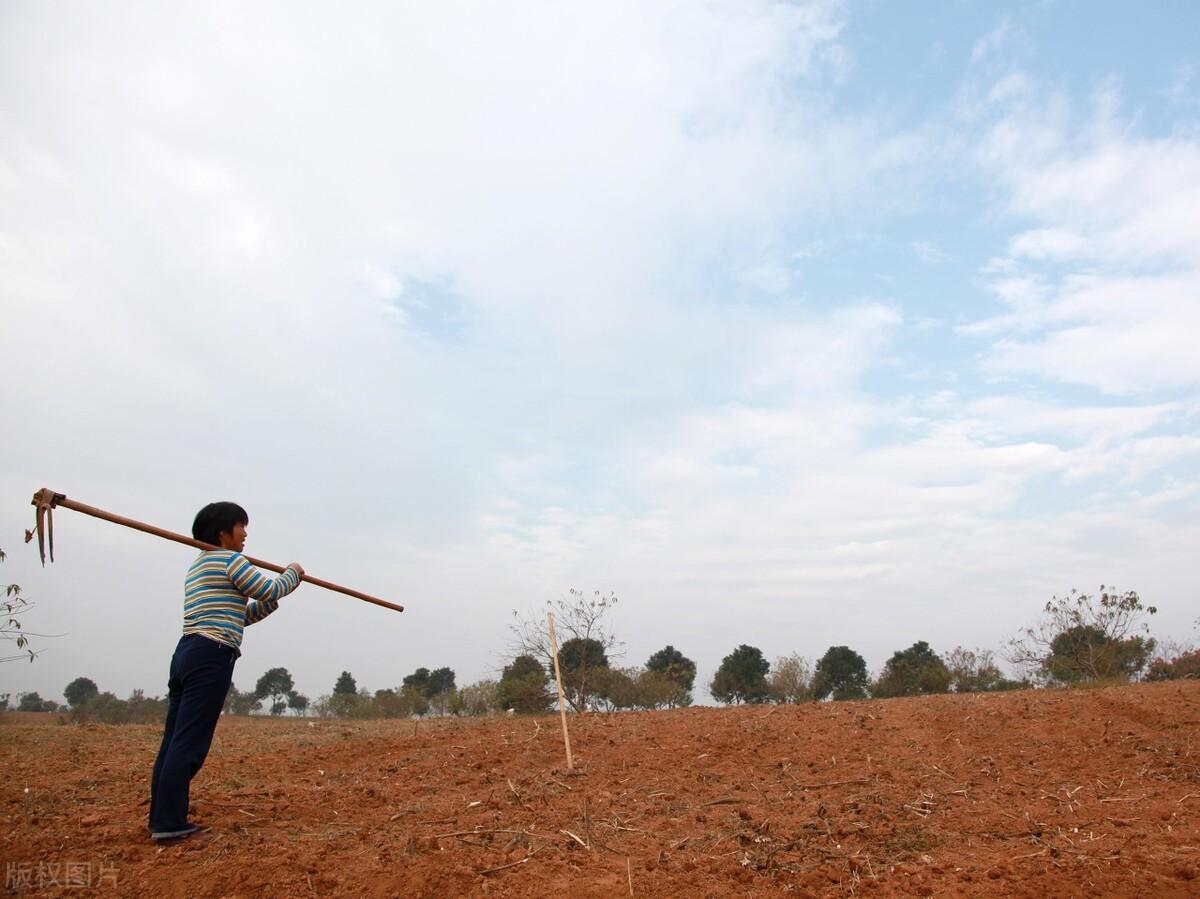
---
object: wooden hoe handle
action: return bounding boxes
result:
[27,488,404,614]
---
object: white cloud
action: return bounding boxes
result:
[1007,228,1090,262]
[979,271,1200,394]
[964,395,1182,444]
[969,79,1200,394]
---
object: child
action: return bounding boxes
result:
[148,502,303,841]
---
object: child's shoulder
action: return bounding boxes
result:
[190,549,239,566]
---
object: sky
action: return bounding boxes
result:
[2,0,1198,707]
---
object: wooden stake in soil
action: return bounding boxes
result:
[26,488,403,613]
[547,611,575,772]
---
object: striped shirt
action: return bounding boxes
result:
[182,550,301,651]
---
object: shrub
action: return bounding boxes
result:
[1146,648,1200,681]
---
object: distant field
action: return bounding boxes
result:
[0,711,62,726]
[2,682,1198,897]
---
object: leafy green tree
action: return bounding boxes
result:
[646,645,696,702]
[17,691,58,712]
[588,666,694,711]
[328,688,360,717]
[403,667,431,694]
[369,688,400,717]
[125,689,168,723]
[399,667,457,710]
[499,654,552,714]
[768,654,814,703]
[812,646,869,701]
[592,666,639,711]
[224,683,262,715]
[70,691,127,723]
[255,667,295,716]
[558,637,609,710]
[64,676,100,708]
[710,644,771,704]
[872,642,951,698]
[558,638,607,670]
[427,667,456,696]
[333,671,357,695]
[1007,587,1157,684]
[370,687,414,716]
[1046,625,1154,684]
[67,690,165,725]
[287,691,309,716]
[342,687,374,719]
[360,687,428,719]
[638,671,693,709]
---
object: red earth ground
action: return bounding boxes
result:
[2,681,1199,897]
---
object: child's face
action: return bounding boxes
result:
[219,521,247,552]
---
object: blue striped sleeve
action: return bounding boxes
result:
[226,554,301,626]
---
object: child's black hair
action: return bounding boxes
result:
[192,502,249,546]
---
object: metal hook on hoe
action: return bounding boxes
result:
[25,488,62,566]
[24,487,404,614]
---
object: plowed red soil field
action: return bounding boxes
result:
[3,682,1199,897]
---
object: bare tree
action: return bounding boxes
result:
[509,589,622,711]
[457,679,500,716]
[768,654,814,703]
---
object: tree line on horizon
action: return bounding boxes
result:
[3,580,1198,723]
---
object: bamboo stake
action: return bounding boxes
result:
[546,611,574,772]
[28,488,403,613]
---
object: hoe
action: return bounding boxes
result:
[25,487,403,614]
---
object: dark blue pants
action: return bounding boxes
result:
[149,634,236,832]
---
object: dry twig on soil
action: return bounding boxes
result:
[478,844,545,876]
[561,829,589,849]
[699,796,744,808]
